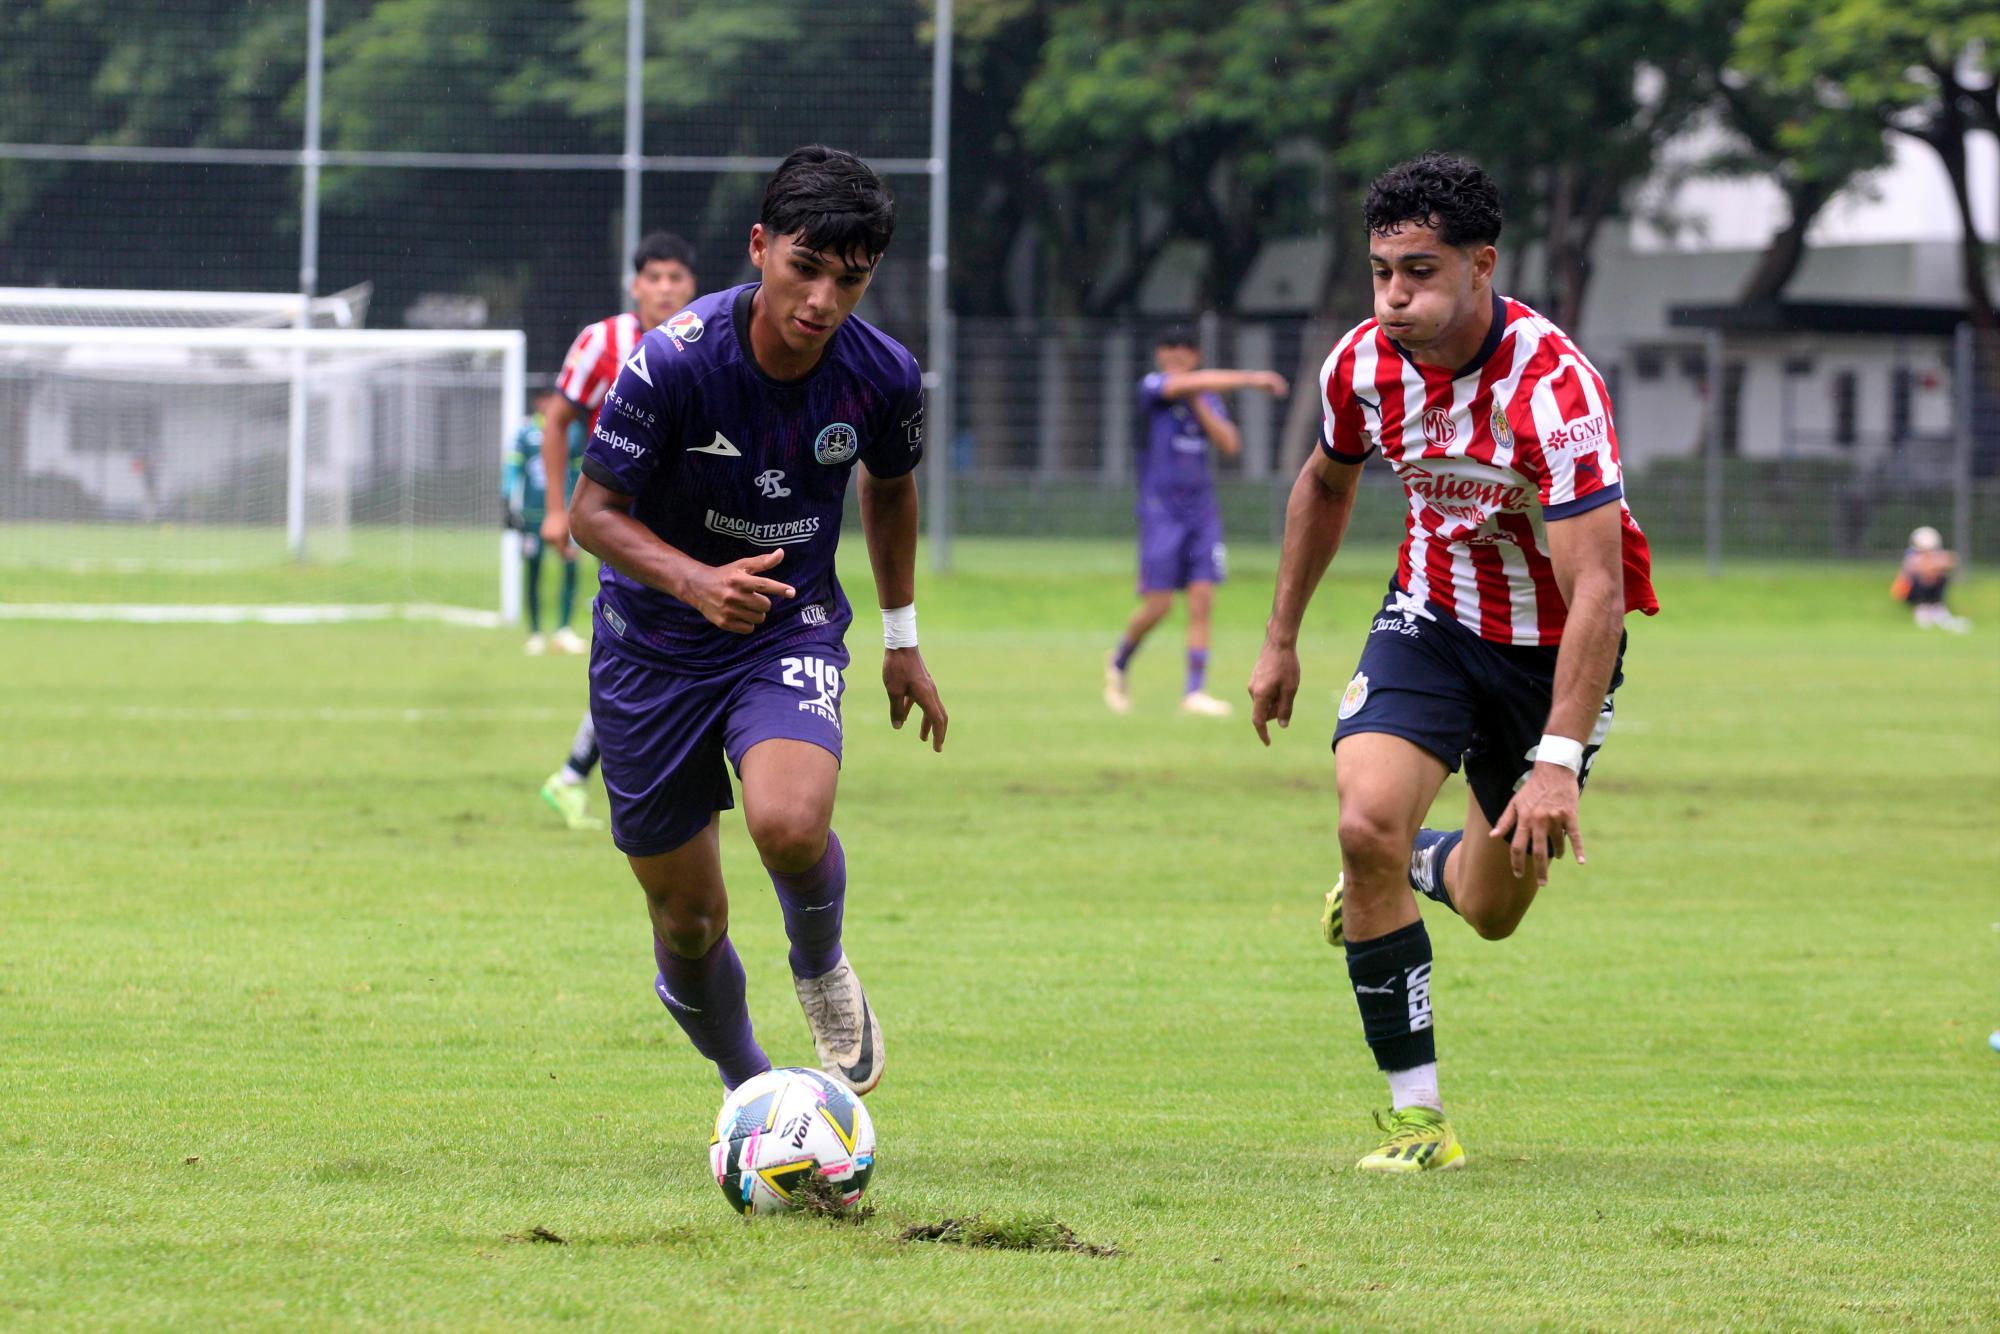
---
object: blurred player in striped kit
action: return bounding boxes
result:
[537,232,698,830]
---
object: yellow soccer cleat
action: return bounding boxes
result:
[1321,876,1343,947]
[1355,1107,1466,1173]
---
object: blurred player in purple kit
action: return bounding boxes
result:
[1104,327,1287,717]
[566,146,946,1097]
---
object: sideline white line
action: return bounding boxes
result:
[0,602,503,628]
[9,705,579,724]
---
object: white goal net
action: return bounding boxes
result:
[0,323,525,624]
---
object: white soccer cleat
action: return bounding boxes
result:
[1179,690,1234,718]
[550,626,587,655]
[794,953,884,1096]
[1103,654,1132,715]
[523,633,548,656]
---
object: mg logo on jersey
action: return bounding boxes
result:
[665,309,704,349]
[1422,406,1458,447]
[755,469,791,498]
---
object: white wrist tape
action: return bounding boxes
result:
[1535,734,1585,775]
[882,603,918,649]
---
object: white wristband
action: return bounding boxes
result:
[1534,734,1585,775]
[882,603,917,649]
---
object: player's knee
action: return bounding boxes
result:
[1465,904,1524,941]
[652,901,727,958]
[747,808,828,875]
[1336,806,1410,882]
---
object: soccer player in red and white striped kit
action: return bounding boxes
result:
[1249,153,1659,1172]
[536,232,699,830]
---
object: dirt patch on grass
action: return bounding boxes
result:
[899,1215,1119,1257]
[504,1226,567,1245]
[788,1171,876,1226]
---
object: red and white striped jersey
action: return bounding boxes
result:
[555,312,645,433]
[1319,293,1659,646]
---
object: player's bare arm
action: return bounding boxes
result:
[1155,368,1288,400]
[568,474,795,634]
[538,394,580,546]
[1491,500,1624,884]
[1249,450,1362,744]
[859,466,947,752]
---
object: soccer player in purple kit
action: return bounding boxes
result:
[566,146,946,1097]
[1104,327,1287,717]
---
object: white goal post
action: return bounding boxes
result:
[0,323,527,625]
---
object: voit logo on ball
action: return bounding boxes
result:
[814,421,858,465]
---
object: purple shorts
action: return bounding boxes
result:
[588,632,847,857]
[1138,506,1225,593]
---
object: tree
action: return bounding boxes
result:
[1737,0,2000,326]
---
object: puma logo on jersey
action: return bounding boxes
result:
[688,432,741,457]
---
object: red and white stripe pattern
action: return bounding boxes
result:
[554,312,644,433]
[1319,296,1658,646]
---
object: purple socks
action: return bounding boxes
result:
[769,830,847,979]
[1185,648,1209,695]
[1113,637,1138,672]
[653,933,770,1091]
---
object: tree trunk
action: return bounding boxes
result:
[1907,66,1996,329]
[1735,177,1837,306]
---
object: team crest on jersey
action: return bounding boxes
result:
[813,422,859,465]
[1422,406,1458,447]
[1489,401,1513,450]
[665,309,704,349]
[1338,672,1370,720]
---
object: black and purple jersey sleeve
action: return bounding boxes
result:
[581,335,680,497]
[860,352,925,479]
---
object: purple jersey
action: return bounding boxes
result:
[580,283,925,670]
[1136,371,1228,517]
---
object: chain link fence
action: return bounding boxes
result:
[931,315,1999,565]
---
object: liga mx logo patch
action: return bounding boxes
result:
[814,422,859,465]
[665,308,704,349]
[1338,672,1370,720]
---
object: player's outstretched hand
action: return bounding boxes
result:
[1491,763,1585,887]
[1248,641,1301,746]
[1259,371,1290,398]
[691,548,796,634]
[540,510,569,548]
[883,648,947,752]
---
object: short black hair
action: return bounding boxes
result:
[1364,153,1503,249]
[633,231,695,273]
[1154,325,1198,350]
[761,145,897,264]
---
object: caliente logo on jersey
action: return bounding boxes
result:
[813,422,859,465]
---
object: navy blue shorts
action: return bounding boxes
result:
[588,614,847,858]
[1332,581,1624,825]
[1137,505,1225,593]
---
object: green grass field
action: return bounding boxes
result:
[4,540,1996,1330]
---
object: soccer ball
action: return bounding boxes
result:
[710,1067,876,1216]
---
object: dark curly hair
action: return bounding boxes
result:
[761,145,897,264]
[1364,153,1503,248]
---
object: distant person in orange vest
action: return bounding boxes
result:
[1892,526,1970,633]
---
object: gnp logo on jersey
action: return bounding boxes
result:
[1422,406,1458,447]
[664,309,704,349]
[813,422,859,465]
[755,469,791,499]
[1544,413,1608,453]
